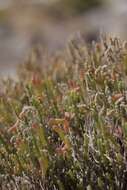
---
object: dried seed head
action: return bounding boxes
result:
[112,94,123,102]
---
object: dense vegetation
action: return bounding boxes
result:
[1,36,127,189]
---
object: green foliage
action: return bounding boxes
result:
[1,36,127,189]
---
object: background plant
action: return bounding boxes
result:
[60,0,102,13]
[50,0,103,17]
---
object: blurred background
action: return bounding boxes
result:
[0,0,127,77]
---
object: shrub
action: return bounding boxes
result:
[1,36,127,189]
